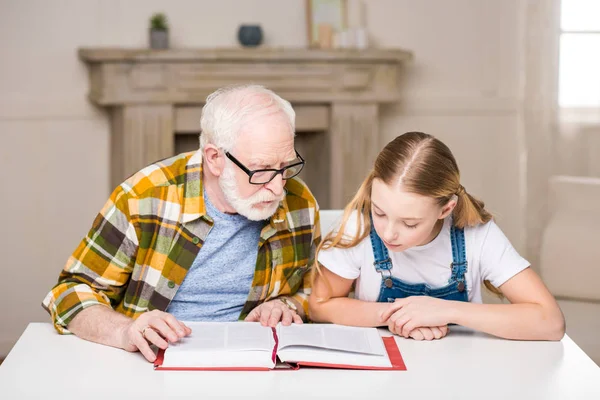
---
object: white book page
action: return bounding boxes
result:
[277,346,392,368]
[277,324,385,355]
[161,322,275,368]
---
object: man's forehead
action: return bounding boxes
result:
[246,148,297,164]
[232,112,295,162]
[237,110,293,138]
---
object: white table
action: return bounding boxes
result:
[1,323,599,400]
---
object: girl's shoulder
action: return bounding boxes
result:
[462,218,514,252]
[462,218,496,237]
[328,210,362,233]
[327,210,370,244]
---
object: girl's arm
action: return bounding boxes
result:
[382,267,565,341]
[308,265,389,327]
[451,267,565,340]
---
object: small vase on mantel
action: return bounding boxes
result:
[237,24,263,47]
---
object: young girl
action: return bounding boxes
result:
[309,132,565,341]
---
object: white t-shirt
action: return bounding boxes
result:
[318,213,530,303]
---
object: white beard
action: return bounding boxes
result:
[218,162,283,221]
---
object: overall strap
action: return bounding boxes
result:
[449,224,468,283]
[369,225,393,272]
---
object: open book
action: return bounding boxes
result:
[154,322,406,371]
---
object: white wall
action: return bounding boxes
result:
[0,0,527,357]
[373,0,525,246]
[556,122,600,177]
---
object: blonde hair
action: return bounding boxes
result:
[314,132,501,298]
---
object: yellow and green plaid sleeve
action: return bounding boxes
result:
[42,185,139,334]
[289,204,320,320]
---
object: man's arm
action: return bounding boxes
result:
[67,305,135,350]
[42,185,191,361]
[68,305,191,362]
[42,185,137,333]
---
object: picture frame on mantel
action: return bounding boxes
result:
[306,0,347,48]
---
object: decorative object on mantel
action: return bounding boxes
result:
[306,0,369,49]
[341,0,368,49]
[149,13,169,49]
[77,47,413,208]
[306,0,346,48]
[237,25,263,47]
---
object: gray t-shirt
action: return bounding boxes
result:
[166,191,265,321]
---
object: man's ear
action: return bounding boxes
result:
[203,144,225,177]
[439,198,457,220]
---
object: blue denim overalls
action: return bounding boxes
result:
[371,221,470,303]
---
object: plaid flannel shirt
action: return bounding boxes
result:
[42,151,320,333]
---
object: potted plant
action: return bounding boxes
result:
[149,13,169,49]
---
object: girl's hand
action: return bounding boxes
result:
[406,326,449,340]
[380,296,455,338]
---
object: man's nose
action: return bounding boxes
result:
[265,173,285,197]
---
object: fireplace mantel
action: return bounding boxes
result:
[79,47,412,208]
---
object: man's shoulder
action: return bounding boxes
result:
[119,152,198,198]
[284,177,318,211]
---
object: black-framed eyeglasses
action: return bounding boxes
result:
[225,150,305,185]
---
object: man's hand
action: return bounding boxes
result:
[245,298,303,327]
[119,310,192,362]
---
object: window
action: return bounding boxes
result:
[559,0,600,107]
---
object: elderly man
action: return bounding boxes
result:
[43,84,320,362]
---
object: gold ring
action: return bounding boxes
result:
[141,326,152,338]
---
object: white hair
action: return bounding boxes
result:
[199,84,296,152]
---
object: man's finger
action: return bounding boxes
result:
[259,306,272,326]
[163,313,187,338]
[267,307,283,327]
[292,313,303,324]
[280,308,293,326]
[180,321,192,335]
[149,318,179,343]
[143,327,169,349]
[244,308,260,322]
[132,331,157,362]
